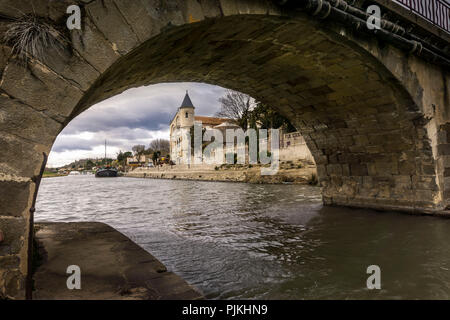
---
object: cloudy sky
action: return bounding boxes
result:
[47,82,227,167]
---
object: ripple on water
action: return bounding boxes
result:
[36,176,450,299]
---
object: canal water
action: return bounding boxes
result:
[36,176,450,299]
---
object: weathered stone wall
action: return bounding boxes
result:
[126,162,316,184]
[0,0,448,299]
[280,131,315,163]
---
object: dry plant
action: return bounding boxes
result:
[3,14,67,64]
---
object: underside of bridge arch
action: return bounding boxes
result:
[0,2,446,299]
[74,15,437,213]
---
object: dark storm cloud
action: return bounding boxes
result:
[63,109,171,134]
[48,83,230,166]
[52,127,156,152]
[62,83,226,135]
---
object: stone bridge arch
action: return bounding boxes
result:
[0,0,448,299]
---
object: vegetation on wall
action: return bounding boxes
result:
[3,14,67,63]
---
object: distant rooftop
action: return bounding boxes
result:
[194,116,231,126]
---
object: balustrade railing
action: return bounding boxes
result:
[393,0,450,32]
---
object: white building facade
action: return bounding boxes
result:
[169,92,314,166]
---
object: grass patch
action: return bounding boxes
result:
[42,171,66,178]
[4,14,67,63]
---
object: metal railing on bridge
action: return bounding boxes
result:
[393,0,450,32]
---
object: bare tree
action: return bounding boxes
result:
[149,139,170,154]
[132,145,146,156]
[216,90,255,129]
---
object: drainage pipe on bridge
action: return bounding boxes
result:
[275,0,450,69]
[327,0,450,60]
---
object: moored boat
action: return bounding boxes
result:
[95,167,118,177]
[95,140,118,177]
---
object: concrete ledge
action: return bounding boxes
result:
[32,222,203,300]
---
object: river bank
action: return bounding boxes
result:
[32,222,203,300]
[42,172,68,178]
[126,160,317,184]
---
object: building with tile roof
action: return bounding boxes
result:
[169,91,236,164]
[169,91,313,165]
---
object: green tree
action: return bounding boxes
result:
[250,102,296,132]
[117,151,132,162]
[117,151,132,167]
[152,151,160,165]
[86,160,95,170]
[117,151,125,162]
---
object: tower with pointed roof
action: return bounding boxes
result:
[169,91,231,165]
[169,91,196,164]
[178,91,195,128]
[180,90,195,108]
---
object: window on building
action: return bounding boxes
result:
[185,112,189,118]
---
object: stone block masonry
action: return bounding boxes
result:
[0,0,448,298]
[126,161,317,185]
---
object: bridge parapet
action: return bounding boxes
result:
[371,0,450,46]
[276,0,449,68]
[392,0,449,33]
